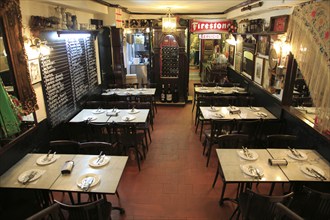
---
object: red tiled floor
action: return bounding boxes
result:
[57,104,278,219]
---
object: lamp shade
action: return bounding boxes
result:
[162,16,176,33]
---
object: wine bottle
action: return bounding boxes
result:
[172,84,179,103]
[166,83,172,103]
[160,84,166,102]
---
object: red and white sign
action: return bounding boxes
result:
[198,34,222,39]
[190,19,232,33]
[115,8,122,28]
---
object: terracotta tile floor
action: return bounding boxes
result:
[58,104,280,219]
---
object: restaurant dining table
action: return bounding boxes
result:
[101,88,156,96]
[195,86,248,95]
[216,149,289,204]
[200,106,277,120]
[0,153,128,206]
[69,108,150,124]
[266,148,329,182]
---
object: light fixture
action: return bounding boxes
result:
[241,1,263,12]
[162,7,176,33]
[24,37,51,59]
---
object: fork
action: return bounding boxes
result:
[22,171,37,184]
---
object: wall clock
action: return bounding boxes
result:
[269,48,278,70]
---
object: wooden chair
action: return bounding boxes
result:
[84,100,107,109]
[54,198,112,220]
[195,95,213,140]
[256,119,285,147]
[104,101,129,109]
[236,189,294,220]
[212,95,237,106]
[26,203,65,220]
[116,123,146,171]
[79,141,122,156]
[289,185,330,220]
[274,203,304,220]
[49,140,80,154]
[267,134,298,148]
[234,119,262,146]
[211,134,249,205]
[236,96,255,107]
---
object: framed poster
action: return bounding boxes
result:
[228,45,235,66]
[28,59,41,84]
[254,57,264,85]
[257,35,270,55]
[262,59,270,89]
[270,15,289,32]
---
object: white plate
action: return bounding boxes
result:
[300,164,325,178]
[208,107,219,112]
[83,116,97,121]
[76,173,100,189]
[88,156,111,168]
[237,150,259,161]
[18,169,43,183]
[127,109,140,114]
[287,150,308,161]
[248,107,260,111]
[254,112,268,117]
[240,164,264,178]
[92,109,105,114]
[122,115,136,121]
[36,154,59,165]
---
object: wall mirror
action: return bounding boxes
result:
[0,0,37,148]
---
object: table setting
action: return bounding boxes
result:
[76,173,101,192]
[36,150,59,165]
[18,169,45,185]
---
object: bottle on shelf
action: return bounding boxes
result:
[166,83,172,103]
[172,84,179,103]
[160,84,166,102]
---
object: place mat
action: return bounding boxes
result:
[36,154,60,166]
[240,164,264,178]
[76,173,100,190]
[300,165,326,179]
[127,109,140,114]
[122,115,136,121]
[237,150,258,161]
[18,169,44,184]
[287,150,308,161]
[89,155,110,168]
[92,109,105,114]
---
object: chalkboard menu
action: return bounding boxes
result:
[39,32,98,127]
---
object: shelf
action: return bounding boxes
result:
[57,30,99,38]
[160,76,179,79]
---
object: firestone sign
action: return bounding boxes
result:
[190,19,232,33]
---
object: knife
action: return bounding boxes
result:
[288,147,299,158]
[95,151,103,164]
[82,177,94,191]
[242,146,248,157]
[43,150,52,161]
[311,168,327,181]
[292,148,302,158]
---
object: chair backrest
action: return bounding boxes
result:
[84,101,106,109]
[236,119,262,144]
[289,185,330,220]
[105,101,129,109]
[79,141,121,155]
[50,140,80,154]
[87,122,114,143]
[26,203,65,220]
[212,95,237,106]
[267,134,298,148]
[274,202,304,220]
[217,133,249,149]
[239,189,294,220]
[55,198,112,220]
[236,95,255,106]
[258,119,285,139]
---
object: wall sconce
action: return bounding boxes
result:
[24,37,50,59]
[162,8,176,33]
[273,35,291,65]
[226,34,236,45]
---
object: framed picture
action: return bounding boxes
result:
[254,57,264,85]
[270,15,289,32]
[262,59,270,89]
[228,45,235,66]
[28,59,41,84]
[257,35,270,55]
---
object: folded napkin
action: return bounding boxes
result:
[256,112,268,117]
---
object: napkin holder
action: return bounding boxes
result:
[268,158,288,166]
[106,111,118,116]
[229,108,241,114]
[61,160,74,174]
